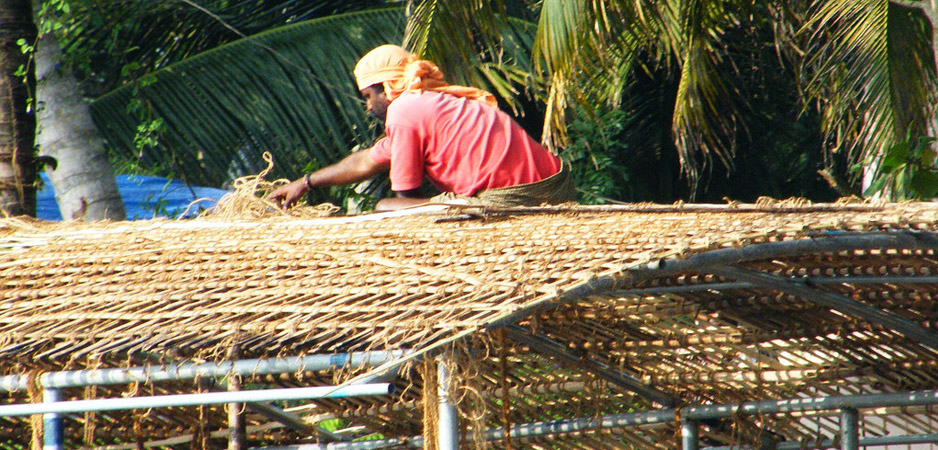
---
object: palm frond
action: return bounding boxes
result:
[533,0,599,147]
[90,8,406,187]
[531,0,746,186]
[403,1,538,112]
[668,0,743,188]
[802,0,936,166]
[532,0,585,75]
[58,0,396,96]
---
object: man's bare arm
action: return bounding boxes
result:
[374,188,430,212]
[267,150,389,209]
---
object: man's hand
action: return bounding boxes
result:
[266,150,388,210]
[267,177,309,209]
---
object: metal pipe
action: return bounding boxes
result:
[0,383,392,417]
[256,430,938,450]
[437,358,459,450]
[42,388,63,450]
[467,389,938,443]
[506,325,674,407]
[704,432,938,449]
[681,420,699,450]
[0,350,408,392]
[680,390,938,420]
[257,414,938,450]
[609,275,938,298]
[839,408,858,450]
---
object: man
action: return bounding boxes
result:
[268,44,574,212]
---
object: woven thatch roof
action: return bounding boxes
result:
[2,201,938,449]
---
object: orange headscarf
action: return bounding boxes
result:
[353,44,497,107]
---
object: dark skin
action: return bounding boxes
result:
[267,84,431,212]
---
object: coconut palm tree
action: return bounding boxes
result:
[0,0,36,216]
[62,0,935,205]
[34,1,125,221]
[87,7,408,190]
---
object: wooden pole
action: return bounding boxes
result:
[227,373,246,450]
[227,346,246,450]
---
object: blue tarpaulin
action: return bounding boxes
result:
[37,173,230,221]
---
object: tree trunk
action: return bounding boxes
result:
[0,0,36,217]
[35,24,125,221]
[917,1,938,197]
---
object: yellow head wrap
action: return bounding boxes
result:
[353,44,416,91]
[353,44,497,107]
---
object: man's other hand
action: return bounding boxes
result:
[267,178,309,209]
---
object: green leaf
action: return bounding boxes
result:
[916,143,936,167]
[880,141,909,172]
[910,169,938,199]
[61,1,399,95]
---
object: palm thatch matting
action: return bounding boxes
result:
[2,201,938,449]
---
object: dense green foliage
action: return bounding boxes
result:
[90,9,405,188]
[860,133,938,200]
[564,3,840,204]
[58,0,396,96]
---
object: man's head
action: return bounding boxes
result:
[354,45,415,123]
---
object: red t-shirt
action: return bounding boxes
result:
[368,90,561,196]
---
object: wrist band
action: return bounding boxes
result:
[304,173,313,190]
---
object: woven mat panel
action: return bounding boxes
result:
[515,272,937,446]
[2,202,938,449]
[2,203,935,365]
[423,325,937,450]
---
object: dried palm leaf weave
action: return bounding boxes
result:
[0,199,937,449]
